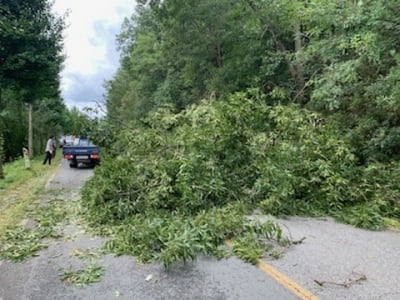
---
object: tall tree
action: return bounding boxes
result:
[304,0,400,161]
[108,0,288,123]
[0,134,4,179]
[0,0,64,157]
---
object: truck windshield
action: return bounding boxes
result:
[73,139,94,146]
[80,139,94,146]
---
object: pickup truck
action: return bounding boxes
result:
[62,138,100,168]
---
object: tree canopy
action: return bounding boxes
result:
[0,0,64,100]
[81,0,400,267]
[0,0,66,163]
[104,0,400,162]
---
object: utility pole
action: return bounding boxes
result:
[294,21,305,103]
[28,103,33,158]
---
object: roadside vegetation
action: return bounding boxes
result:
[84,91,400,267]
[0,0,95,177]
[82,0,400,267]
[0,158,108,285]
[1,0,400,271]
[0,156,61,231]
[0,156,62,260]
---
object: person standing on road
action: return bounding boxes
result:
[43,135,55,165]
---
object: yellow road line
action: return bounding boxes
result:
[225,241,318,300]
[257,260,318,300]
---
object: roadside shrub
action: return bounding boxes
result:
[82,89,400,266]
[347,162,400,219]
[251,105,356,216]
[83,91,266,219]
[335,204,386,231]
[84,90,357,219]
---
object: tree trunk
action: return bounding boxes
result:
[207,24,223,69]
[245,0,307,103]
[28,103,33,158]
[245,1,296,88]
[0,135,4,179]
[0,160,3,179]
[0,88,3,179]
[294,21,305,103]
[215,42,223,68]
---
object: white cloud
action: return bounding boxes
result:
[53,0,136,111]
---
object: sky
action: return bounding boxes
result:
[52,0,136,113]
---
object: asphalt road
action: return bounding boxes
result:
[269,217,400,300]
[0,159,298,300]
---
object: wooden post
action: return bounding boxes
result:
[0,135,4,179]
[294,21,305,103]
[0,90,4,179]
[0,159,3,179]
[23,147,31,169]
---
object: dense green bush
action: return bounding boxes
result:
[82,90,400,266]
[84,91,356,218]
[347,163,400,218]
[91,203,288,268]
[251,105,356,216]
[83,91,264,221]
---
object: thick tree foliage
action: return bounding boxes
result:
[107,0,288,123]
[0,0,64,98]
[82,0,400,266]
[105,0,400,162]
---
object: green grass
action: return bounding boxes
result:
[0,155,62,232]
[384,218,400,230]
[0,159,35,189]
[0,157,107,286]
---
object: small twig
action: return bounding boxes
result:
[292,236,306,245]
[314,272,367,288]
[281,223,306,245]
[292,69,319,103]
